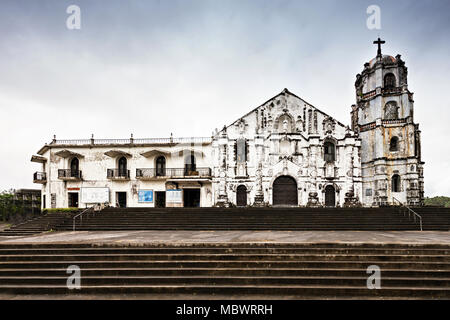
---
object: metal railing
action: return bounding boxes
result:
[393,197,423,231]
[107,169,130,179]
[72,206,94,231]
[58,169,82,179]
[136,167,212,179]
[33,172,47,182]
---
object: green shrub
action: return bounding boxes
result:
[424,196,450,207]
[43,208,81,214]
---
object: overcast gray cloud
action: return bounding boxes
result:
[0,0,449,196]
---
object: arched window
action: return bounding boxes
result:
[390,137,399,151]
[324,141,336,162]
[384,73,396,89]
[70,157,79,178]
[384,101,399,120]
[392,174,401,192]
[118,157,127,177]
[155,156,166,176]
[184,154,196,175]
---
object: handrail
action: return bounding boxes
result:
[393,197,423,231]
[73,205,95,231]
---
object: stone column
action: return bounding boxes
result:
[216,129,230,207]
[307,144,319,207]
[253,135,265,206]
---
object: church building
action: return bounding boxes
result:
[31,40,424,209]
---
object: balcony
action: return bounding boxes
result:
[33,172,47,184]
[58,169,82,181]
[107,169,130,180]
[136,167,212,180]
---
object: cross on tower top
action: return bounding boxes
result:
[373,37,385,57]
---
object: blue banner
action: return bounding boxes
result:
[138,190,153,203]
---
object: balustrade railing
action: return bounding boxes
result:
[58,169,82,179]
[107,169,130,179]
[52,137,212,146]
[33,172,47,182]
[360,87,403,100]
[382,86,403,94]
[136,167,212,179]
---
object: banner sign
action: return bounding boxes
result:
[81,188,110,204]
[166,189,182,203]
[138,190,154,203]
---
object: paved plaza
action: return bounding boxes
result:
[1,230,449,245]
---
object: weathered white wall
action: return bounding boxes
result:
[38,144,213,208]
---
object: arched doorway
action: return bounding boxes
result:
[273,176,298,206]
[70,157,79,178]
[118,157,127,177]
[325,185,336,207]
[236,185,247,207]
[155,156,166,176]
[184,154,196,175]
[392,174,401,192]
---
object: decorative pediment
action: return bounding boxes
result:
[54,150,85,159]
[31,155,47,163]
[140,150,171,158]
[104,150,132,158]
[172,149,206,158]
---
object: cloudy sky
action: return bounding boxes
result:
[0,0,449,196]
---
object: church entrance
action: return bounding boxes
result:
[325,185,336,207]
[236,185,247,207]
[273,176,298,206]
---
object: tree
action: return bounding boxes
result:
[0,190,24,222]
[424,196,450,208]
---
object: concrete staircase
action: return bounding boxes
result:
[413,207,450,230]
[1,207,449,236]
[57,207,450,232]
[0,212,78,237]
[0,243,449,299]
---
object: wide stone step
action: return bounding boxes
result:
[1,260,449,270]
[1,253,449,262]
[2,275,450,287]
[0,284,449,298]
[1,267,450,278]
[1,247,448,255]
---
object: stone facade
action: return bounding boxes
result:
[211,89,362,208]
[31,45,424,209]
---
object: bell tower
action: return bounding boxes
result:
[351,39,424,206]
